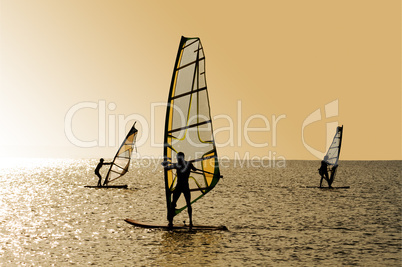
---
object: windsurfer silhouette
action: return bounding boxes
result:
[95,158,112,187]
[319,155,332,188]
[163,152,198,229]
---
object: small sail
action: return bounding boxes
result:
[163,36,221,216]
[103,122,138,186]
[324,125,343,166]
[324,125,343,182]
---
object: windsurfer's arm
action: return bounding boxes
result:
[162,162,175,170]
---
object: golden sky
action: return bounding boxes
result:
[0,0,400,160]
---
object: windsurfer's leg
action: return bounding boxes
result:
[183,190,192,227]
[168,204,175,226]
[188,206,193,229]
[328,168,335,188]
[324,172,331,188]
[169,190,181,226]
[328,176,334,188]
[96,173,102,186]
[320,176,324,187]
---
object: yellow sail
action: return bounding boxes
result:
[163,37,221,215]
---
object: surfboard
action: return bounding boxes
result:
[84,185,128,189]
[304,186,350,189]
[124,219,228,231]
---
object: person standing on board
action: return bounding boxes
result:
[95,158,112,187]
[319,155,331,188]
[163,152,198,229]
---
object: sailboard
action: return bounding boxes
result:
[85,122,138,189]
[162,36,222,219]
[304,186,350,189]
[124,219,228,231]
[125,37,226,231]
[319,125,344,187]
[84,185,128,189]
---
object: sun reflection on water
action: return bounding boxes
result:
[0,158,96,264]
[0,160,400,265]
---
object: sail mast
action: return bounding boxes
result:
[337,126,343,163]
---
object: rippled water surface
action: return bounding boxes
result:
[0,159,400,266]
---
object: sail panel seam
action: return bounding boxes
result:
[171,87,207,100]
[168,120,211,134]
[177,57,205,71]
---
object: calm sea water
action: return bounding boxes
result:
[0,159,400,266]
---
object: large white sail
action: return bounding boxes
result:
[163,36,221,215]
